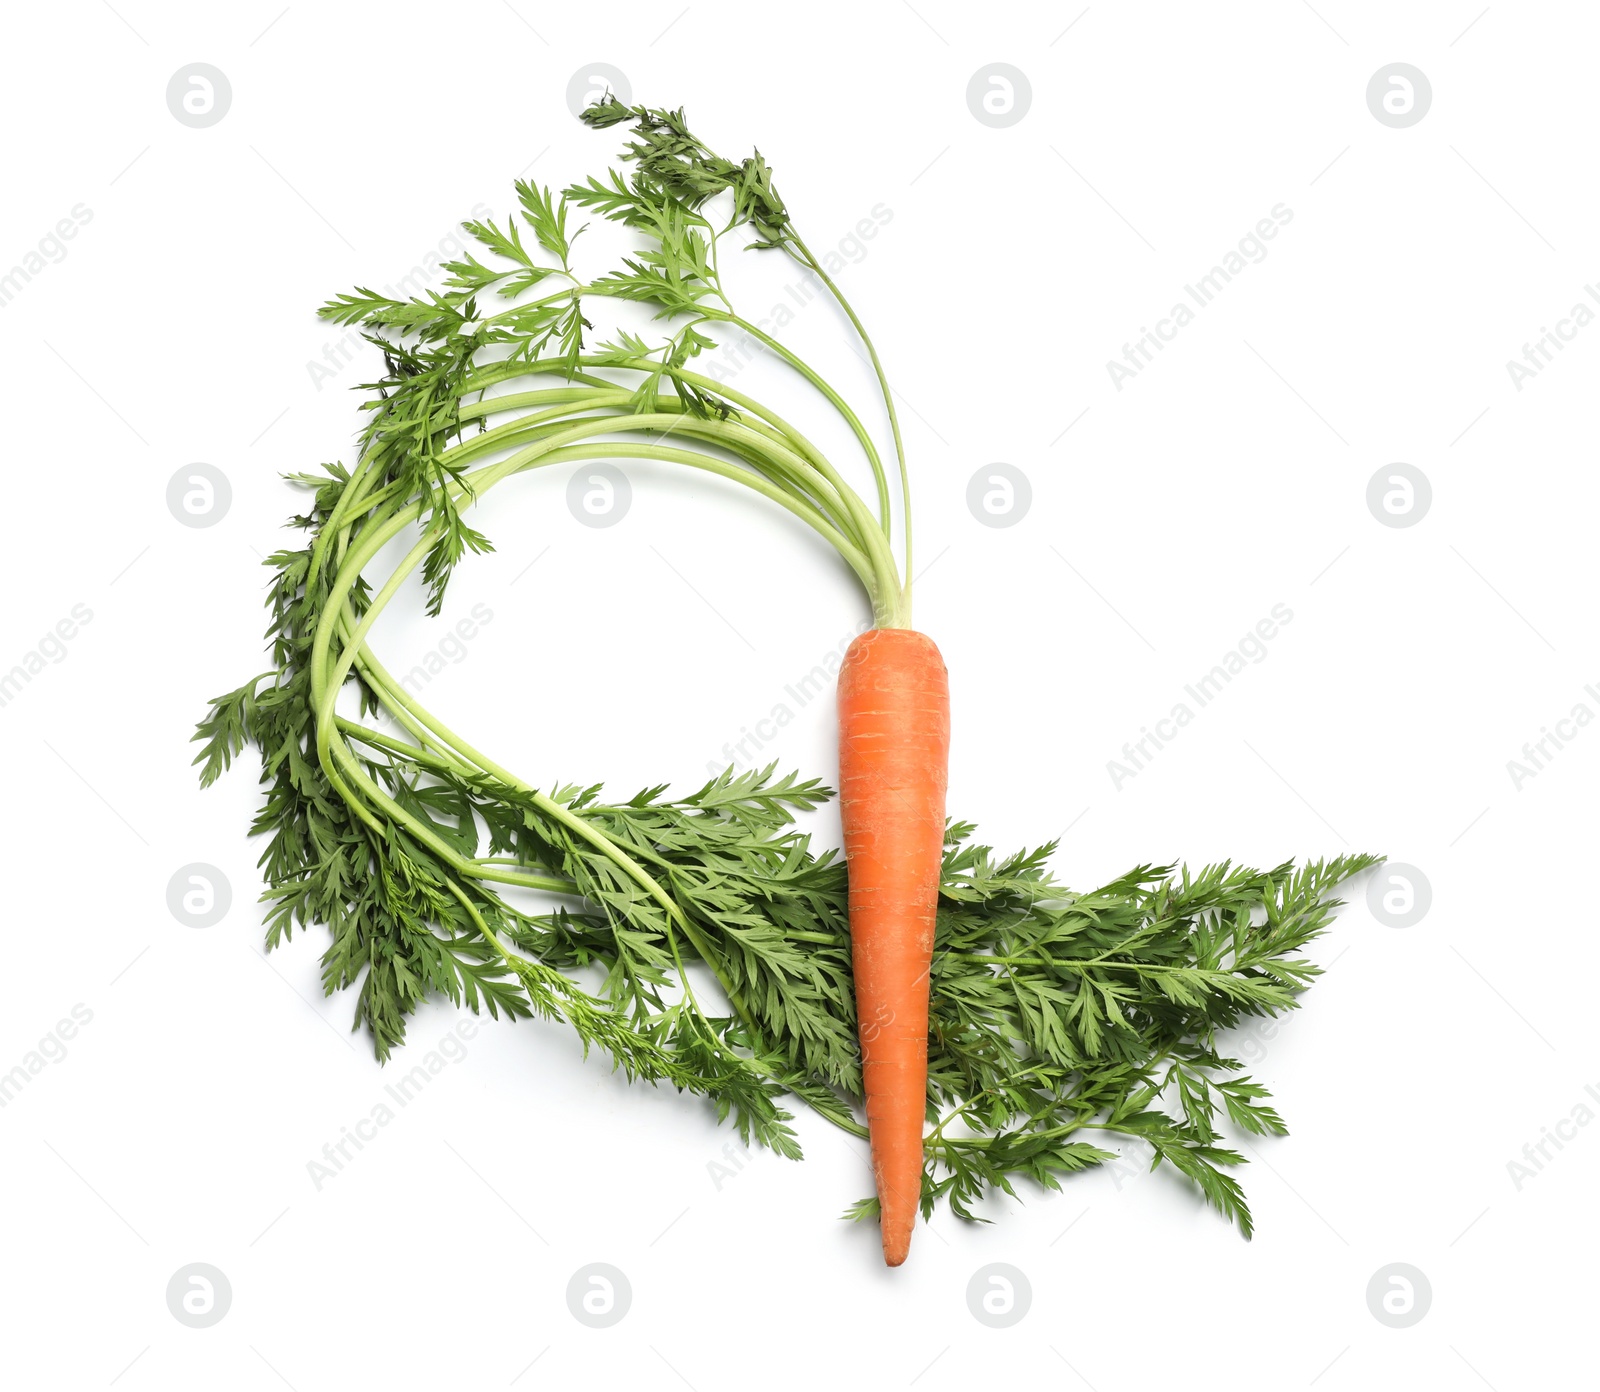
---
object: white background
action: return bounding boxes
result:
[1,1,1594,1387]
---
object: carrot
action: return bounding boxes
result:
[837,626,951,1266]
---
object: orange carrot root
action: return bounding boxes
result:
[837,627,950,1266]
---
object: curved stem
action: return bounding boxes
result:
[475,368,904,624]
[444,268,913,623]
[709,309,893,537]
[310,455,765,1030]
[461,358,882,561]
[787,232,913,612]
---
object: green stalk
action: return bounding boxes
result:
[310,453,767,1024]
[707,309,894,539]
[460,356,886,567]
[787,232,914,605]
